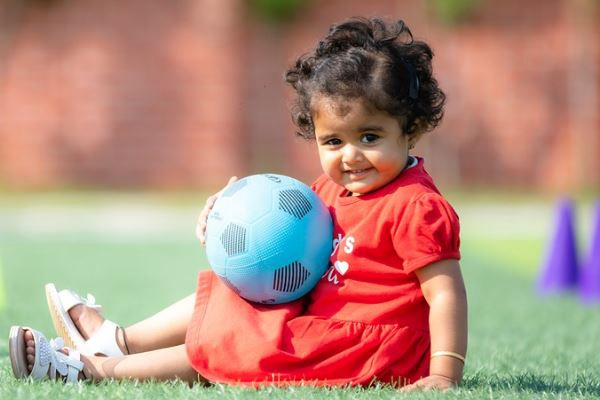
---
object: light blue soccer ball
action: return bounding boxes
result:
[205,174,333,304]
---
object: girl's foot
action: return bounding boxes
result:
[69,303,129,355]
[46,284,128,356]
[24,329,35,373]
[9,326,87,382]
[68,302,105,342]
[23,329,89,379]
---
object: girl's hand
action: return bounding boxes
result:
[400,374,457,392]
[196,176,238,246]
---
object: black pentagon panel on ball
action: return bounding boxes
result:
[279,189,313,219]
[273,261,311,292]
[220,223,248,256]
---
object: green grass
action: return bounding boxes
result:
[0,195,599,399]
[0,258,5,312]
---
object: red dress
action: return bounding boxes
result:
[185,157,461,387]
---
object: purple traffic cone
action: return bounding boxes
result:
[579,201,600,304]
[537,198,579,295]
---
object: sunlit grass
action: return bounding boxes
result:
[0,193,599,399]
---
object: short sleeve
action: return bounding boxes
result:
[392,192,461,273]
[310,174,329,195]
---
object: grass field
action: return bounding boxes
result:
[0,192,599,399]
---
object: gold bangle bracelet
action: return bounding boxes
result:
[430,351,466,363]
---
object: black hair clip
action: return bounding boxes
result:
[401,60,420,100]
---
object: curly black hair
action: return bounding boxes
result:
[285,17,446,140]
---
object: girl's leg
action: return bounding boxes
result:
[124,294,195,354]
[82,344,202,384]
[20,329,202,384]
[71,293,195,354]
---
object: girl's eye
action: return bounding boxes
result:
[324,138,342,146]
[361,133,380,144]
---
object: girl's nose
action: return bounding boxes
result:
[341,144,364,164]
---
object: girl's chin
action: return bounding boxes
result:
[343,182,379,196]
[329,175,383,195]
[342,181,394,196]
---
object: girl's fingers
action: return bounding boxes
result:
[399,376,455,392]
[196,176,239,246]
[399,383,417,392]
[196,219,206,243]
[197,212,209,244]
[196,197,215,244]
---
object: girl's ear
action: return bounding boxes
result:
[407,131,424,149]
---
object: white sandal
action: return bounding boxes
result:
[8,326,85,383]
[45,283,125,357]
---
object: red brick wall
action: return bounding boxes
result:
[428,0,600,189]
[0,0,246,188]
[0,0,598,190]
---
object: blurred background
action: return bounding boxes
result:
[0,0,598,191]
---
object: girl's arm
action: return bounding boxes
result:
[402,259,468,391]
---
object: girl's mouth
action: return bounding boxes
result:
[344,168,372,179]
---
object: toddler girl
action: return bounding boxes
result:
[9,17,467,391]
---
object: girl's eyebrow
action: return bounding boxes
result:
[358,125,384,132]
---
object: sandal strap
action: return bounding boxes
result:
[29,329,54,380]
[28,330,84,382]
[58,289,102,313]
[55,349,84,383]
[79,320,124,357]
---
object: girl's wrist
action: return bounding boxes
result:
[430,350,465,363]
[429,355,464,384]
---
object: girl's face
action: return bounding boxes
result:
[313,96,412,195]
